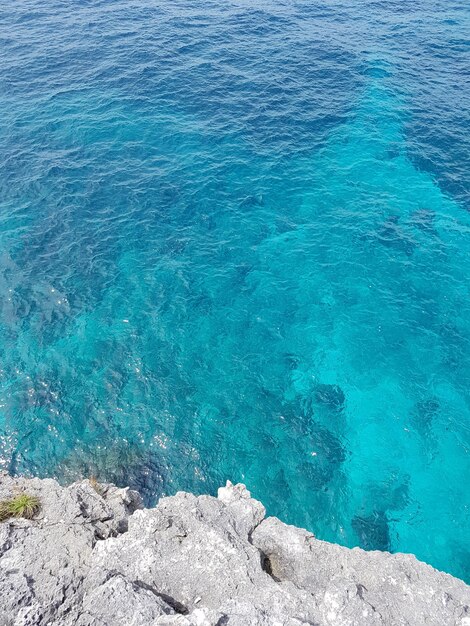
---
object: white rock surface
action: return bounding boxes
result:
[0,473,469,625]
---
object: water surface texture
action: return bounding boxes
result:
[1,0,470,580]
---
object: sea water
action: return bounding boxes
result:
[0,0,469,581]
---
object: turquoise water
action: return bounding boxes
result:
[1,0,470,580]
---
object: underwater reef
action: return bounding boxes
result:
[1,472,469,626]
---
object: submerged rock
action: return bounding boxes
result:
[375,215,416,256]
[314,383,346,413]
[410,396,440,435]
[409,208,437,235]
[352,509,391,551]
[0,473,469,625]
[300,425,346,489]
[58,440,166,506]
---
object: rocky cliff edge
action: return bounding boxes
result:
[0,472,469,626]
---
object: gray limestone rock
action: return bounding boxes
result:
[0,473,468,626]
[0,472,143,625]
[67,574,175,626]
[251,516,470,625]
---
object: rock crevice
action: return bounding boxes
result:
[0,472,469,626]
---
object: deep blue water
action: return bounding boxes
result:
[1,0,470,581]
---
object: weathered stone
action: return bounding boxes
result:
[0,473,469,626]
[66,574,175,626]
[252,516,470,626]
[0,472,143,625]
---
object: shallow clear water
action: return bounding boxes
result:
[1,0,470,581]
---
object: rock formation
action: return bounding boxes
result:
[0,472,469,625]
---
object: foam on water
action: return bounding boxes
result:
[0,0,469,581]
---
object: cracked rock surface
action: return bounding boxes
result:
[0,473,469,625]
